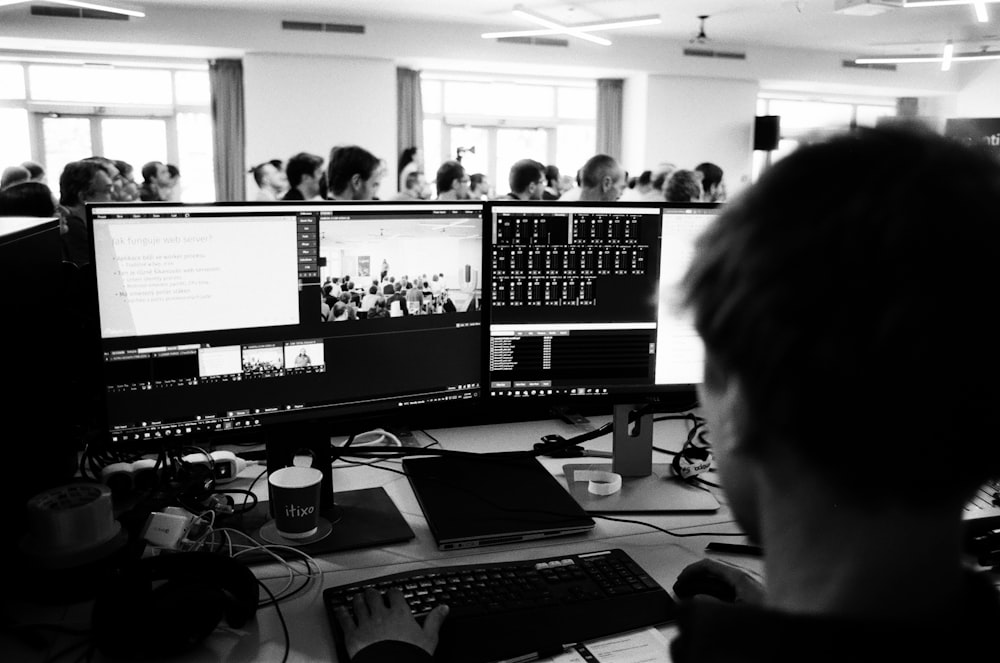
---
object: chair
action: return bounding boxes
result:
[389,300,403,317]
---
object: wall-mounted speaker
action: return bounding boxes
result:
[754,115,780,151]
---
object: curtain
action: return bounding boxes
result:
[397,67,424,178]
[596,78,624,160]
[209,59,245,202]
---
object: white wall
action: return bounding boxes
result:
[954,61,1000,118]
[243,54,396,197]
[635,76,759,198]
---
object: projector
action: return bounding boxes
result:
[834,0,901,15]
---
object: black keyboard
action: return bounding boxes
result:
[323,548,676,663]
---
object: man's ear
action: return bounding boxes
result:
[350,173,362,192]
[450,178,460,192]
[601,175,612,192]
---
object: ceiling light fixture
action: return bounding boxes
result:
[902,0,997,22]
[855,48,1000,65]
[482,4,661,46]
[0,0,145,17]
[974,1,990,20]
[941,40,955,70]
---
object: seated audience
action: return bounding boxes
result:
[579,154,626,202]
[284,152,325,201]
[361,285,381,312]
[542,165,561,200]
[0,181,56,217]
[165,164,181,201]
[327,145,383,201]
[114,160,139,201]
[332,126,1000,663]
[435,161,470,200]
[391,170,429,201]
[664,169,703,202]
[397,146,422,193]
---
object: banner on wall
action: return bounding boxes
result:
[944,117,1000,161]
[357,255,370,277]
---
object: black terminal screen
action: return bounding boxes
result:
[486,202,718,401]
[87,201,483,446]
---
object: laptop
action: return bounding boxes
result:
[403,452,596,550]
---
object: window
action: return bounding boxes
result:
[422,74,596,197]
[0,60,214,201]
[752,95,896,182]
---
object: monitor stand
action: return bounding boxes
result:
[223,423,414,560]
[563,403,720,513]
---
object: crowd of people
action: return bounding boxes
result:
[321,272,459,322]
[0,143,724,269]
[249,144,726,206]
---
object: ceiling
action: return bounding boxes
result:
[127,0,1000,56]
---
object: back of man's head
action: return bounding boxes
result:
[436,160,465,196]
[544,164,560,186]
[664,169,702,202]
[682,127,1000,507]
[286,152,324,188]
[327,145,379,196]
[59,160,105,207]
[694,162,723,192]
[508,159,545,196]
[580,154,623,201]
[141,161,162,184]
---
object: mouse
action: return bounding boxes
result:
[672,572,737,602]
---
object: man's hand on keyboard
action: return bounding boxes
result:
[334,587,450,659]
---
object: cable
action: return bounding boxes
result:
[346,428,403,447]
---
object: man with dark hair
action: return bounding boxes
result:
[469,173,489,200]
[579,154,626,202]
[20,160,46,183]
[434,160,470,201]
[139,160,171,202]
[250,161,288,201]
[327,145,382,201]
[542,164,560,200]
[497,159,545,201]
[664,169,702,203]
[59,160,114,265]
[694,161,725,202]
[283,152,325,201]
[332,127,1000,662]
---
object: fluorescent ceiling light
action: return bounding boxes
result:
[902,0,1000,6]
[0,0,145,17]
[974,1,990,20]
[483,5,660,46]
[941,41,954,70]
[855,50,1000,63]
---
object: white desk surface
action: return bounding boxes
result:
[7,416,762,663]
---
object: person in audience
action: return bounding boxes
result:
[405,281,424,314]
[579,154,626,202]
[21,160,46,184]
[1,165,31,190]
[367,296,390,319]
[398,146,422,193]
[164,164,181,201]
[139,160,171,201]
[497,159,545,201]
[59,160,114,265]
[250,160,288,201]
[327,145,382,201]
[0,181,56,217]
[114,160,140,201]
[382,276,396,296]
[329,301,349,322]
[333,126,1000,663]
[695,162,726,203]
[435,160,470,201]
[283,152,325,201]
[361,285,381,313]
[664,169,703,203]
[542,165,561,200]
[388,281,409,316]
[470,173,490,200]
[391,170,429,201]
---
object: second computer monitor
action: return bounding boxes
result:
[486,201,719,403]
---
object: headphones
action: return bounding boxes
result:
[91,551,258,659]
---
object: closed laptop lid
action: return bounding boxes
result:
[403,452,595,550]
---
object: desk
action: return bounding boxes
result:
[3,417,761,663]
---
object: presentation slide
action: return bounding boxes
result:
[94,217,300,338]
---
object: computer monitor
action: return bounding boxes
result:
[87,200,484,544]
[485,201,721,512]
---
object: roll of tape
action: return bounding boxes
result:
[572,470,623,496]
[20,483,124,568]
